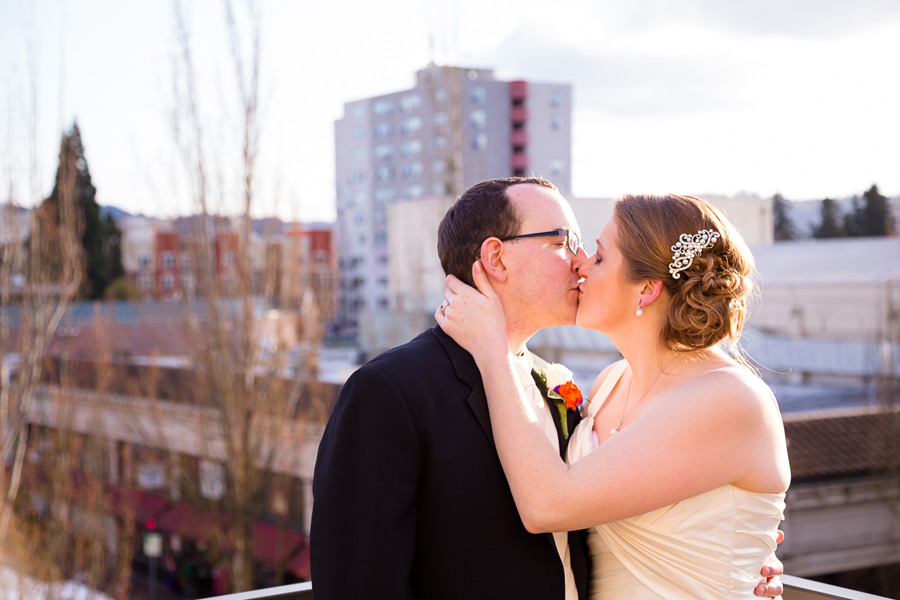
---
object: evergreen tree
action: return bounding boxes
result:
[44,122,124,299]
[843,194,865,237]
[772,193,797,241]
[813,197,846,238]
[861,184,894,236]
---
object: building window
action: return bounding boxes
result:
[400,116,422,134]
[469,109,486,129]
[373,122,393,137]
[374,209,387,223]
[550,158,565,176]
[402,184,423,199]
[372,99,393,115]
[353,213,366,225]
[551,114,564,130]
[433,136,448,150]
[351,148,365,161]
[137,273,154,291]
[357,234,367,245]
[401,161,423,178]
[346,190,366,208]
[374,144,394,159]
[374,232,387,245]
[351,104,365,118]
[431,158,446,173]
[374,188,395,202]
[137,460,166,490]
[373,165,393,181]
[138,254,151,270]
[470,86,486,104]
[401,139,422,157]
[199,460,225,500]
[162,252,175,269]
[472,132,487,150]
[435,87,447,103]
[352,126,365,139]
[551,91,563,107]
[400,93,421,112]
[433,112,448,127]
[161,273,175,291]
[182,273,196,293]
[433,182,450,196]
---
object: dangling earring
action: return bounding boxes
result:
[636,299,643,317]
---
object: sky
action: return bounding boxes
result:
[1,0,898,223]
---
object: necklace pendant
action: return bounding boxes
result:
[610,420,623,435]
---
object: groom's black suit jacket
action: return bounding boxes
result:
[311,326,589,599]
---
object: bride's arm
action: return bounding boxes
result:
[439,265,789,534]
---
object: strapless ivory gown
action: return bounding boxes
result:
[566,361,785,599]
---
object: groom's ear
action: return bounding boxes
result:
[478,237,509,283]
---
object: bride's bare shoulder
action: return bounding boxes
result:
[692,360,778,415]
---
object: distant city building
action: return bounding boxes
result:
[118,216,337,318]
[334,64,572,329]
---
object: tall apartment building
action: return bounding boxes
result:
[334,64,572,329]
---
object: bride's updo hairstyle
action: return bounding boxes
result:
[614,194,754,352]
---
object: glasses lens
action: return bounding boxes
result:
[567,231,580,254]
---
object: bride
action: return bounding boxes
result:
[436,193,790,598]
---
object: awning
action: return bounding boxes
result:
[287,543,310,580]
[155,503,226,542]
[107,487,171,524]
[253,521,305,566]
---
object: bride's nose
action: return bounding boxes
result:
[573,246,589,273]
[571,246,588,272]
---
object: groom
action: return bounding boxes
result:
[310,177,783,599]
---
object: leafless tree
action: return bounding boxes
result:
[167,0,326,592]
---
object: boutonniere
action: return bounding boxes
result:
[537,363,583,439]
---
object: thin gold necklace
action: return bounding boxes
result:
[609,359,674,436]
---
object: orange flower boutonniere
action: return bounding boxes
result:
[537,363,584,439]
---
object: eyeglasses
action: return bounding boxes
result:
[501,229,582,255]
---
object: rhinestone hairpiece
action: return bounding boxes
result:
[668,229,720,279]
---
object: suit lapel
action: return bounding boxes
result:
[431,326,494,445]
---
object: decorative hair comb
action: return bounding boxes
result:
[668,229,720,279]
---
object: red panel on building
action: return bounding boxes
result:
[510,129,529,147]
[510,106,529,124]
[509,80,529,102]
[511,152,530,171]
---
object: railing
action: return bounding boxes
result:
[199,576,894,600]
[782,575,892,600]
[200,582,312,599]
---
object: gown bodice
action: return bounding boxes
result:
[566,360,785,599]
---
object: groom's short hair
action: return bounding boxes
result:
[438,176,556,286]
